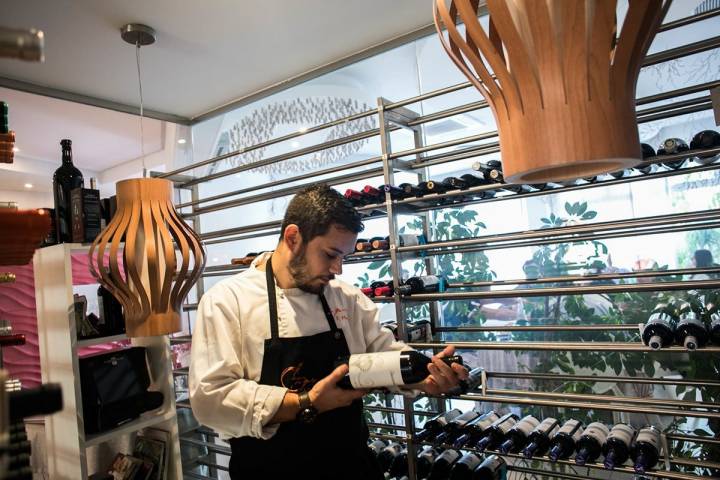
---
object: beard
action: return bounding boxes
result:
[288,246,331,294]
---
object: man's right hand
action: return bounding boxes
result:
[308,364,368,413]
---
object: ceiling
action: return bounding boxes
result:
[0,0,435,122]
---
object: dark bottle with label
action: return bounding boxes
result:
[499,415,540,453]
[401,275,448,295]
[400,182,423,197]
[690,129,720,165]
[603,423,636,470]
[637,142,658,174]
[460,173,488,188]
[361,185,385,203]
[448,452,482,480]
[344,188,365,207]
[420,180,452,195]
[476,412,519,452]
[447,366,484,396]
[435,410,482,444]
[675,300,709,350]
[389,447,409,478]
[362,280,389,298]
[707,299,720,345]
[371,234,427,250]
[381,184,407,200]
[377,441,403,472]
[642,303,678,350]
[657,137,690,169]
[575,422,609,465]
[416,408,464,441]
[53,139,84,243]
[97,285,125,336]
[441,176,471,190]
[453,410,499,448]
[549,419,584,462]
[472,454,506,480]
[632,426,662,473]
[367,438,386,458]
[417,446,440,479]
[428,448,462,480]
[522,417,560,458]
[405,319,433,342]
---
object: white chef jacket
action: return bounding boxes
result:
[189,251,411,440]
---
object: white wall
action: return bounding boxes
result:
[0,189,54,209]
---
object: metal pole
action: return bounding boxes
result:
[408,341,720,353]
[485,371,720,389]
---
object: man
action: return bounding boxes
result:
[190,185,468,479]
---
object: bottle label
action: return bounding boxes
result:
[678,317,705,329]
[398,234,424,247]
[647,313,673,327]
[347,351,402,388]
[535,417,559,435]
[607,424,635,446]
[480,455,505,472]
[558,419,582,440]
[584,422,610,443]
[476,413,500,431]
[711,313,720,328]
[458,453,482,469]
[438,449,461,463]
[497,416,518,434]
[636,428,661,449]
[516,416,540,436]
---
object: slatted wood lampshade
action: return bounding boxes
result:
[88,178,205,337]
[434,0,666,183]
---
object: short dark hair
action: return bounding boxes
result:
[694,249,713,267]
[280,184,364,243]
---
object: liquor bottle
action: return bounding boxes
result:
[472,455,507,480]
[382,184,408,200]
[603,423,636,470]
[97,285,125,336]
[70,178,102,243]
[377,442,404,472]
[428,449,461,480]
[632,426,662,473]
[417,446,441,479]
[435,410,482,444]
[367,438,387,458]
[1,100,7,133]
[231,252,259,266]
[636,143,658,174]
[415,408,463,441]
[448,452,483,480]
[475,412,519,452]
[452,410,499,448]
[657,137,689,169]
[401,275,448,294]
[548,419,584,462]
[575,422,610,465]
[400,182,423,197]
[707,299,720,345]
[53,139,84,243]
[447,366,484,396]
[675,300,709,350]
[389,447,409,478]
[690,129,720,165]
[499,415,540,453]
[642,303,678,350]
[522,417,560,458]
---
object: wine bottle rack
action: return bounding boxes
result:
[167,7,720,479]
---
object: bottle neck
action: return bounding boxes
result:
[62,149,73,165]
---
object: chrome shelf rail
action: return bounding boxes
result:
[409,341,720,353]
[484,372,720,389]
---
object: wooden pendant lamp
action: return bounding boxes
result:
[434,0,666,183]
[89,178,205,337]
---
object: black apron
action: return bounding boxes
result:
[228,256,383,479]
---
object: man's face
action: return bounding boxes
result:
[289,224,358,294]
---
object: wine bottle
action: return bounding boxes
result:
[449,410,498,448]
[707,299,720,345]
[637,143,658,174]
[675,300,709,350]
[448,452,483,480]
[603,423,636,470]
[416,408,464,442]
[657,137,689,169]
[417,446,441,479]
[632,426,662,473]
[460,173,488,188]
[435,410,482,444]
[575,422,610,465]
[428,449,461,480]
[447,366,483,396]
[499,415,540,453]
[52,139,84,243]
[642,303,678,350]
[522,417,560,458]
[389,447,409,478]
[1,100,8,134]
[367,438,386,458]
[231,252,259,266]
[97,285,124,336]
[374,282,397,298]
[344,189,365,207]
[377,442,404,472]
[371,234,427,250]
[400,182,422,197]
[406,319,433,342]
[472,454,506,480]
[382,184,408,200]
[441,176,471,190]
[690,129,720,165]
[548,419,584,462]
[356,236,384,252]
[361,185,384,203]
[475,412,519,452]
[401,275,448,294]
[420,180,452,195]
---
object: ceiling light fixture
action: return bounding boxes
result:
[12,146,19,153]
[24,183,32,189]
[177,138,186,144]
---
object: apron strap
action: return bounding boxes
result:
[266,255,340,344]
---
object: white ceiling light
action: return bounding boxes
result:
[12,146,19,153]
[177,138,186,144]
[291,141,300,148]
[24,183,33,189]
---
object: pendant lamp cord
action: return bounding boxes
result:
[135,40,147,178]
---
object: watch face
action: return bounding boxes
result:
[299,407,319,424]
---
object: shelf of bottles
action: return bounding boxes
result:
[167,8,720,479]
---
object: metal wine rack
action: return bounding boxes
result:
[166,7,720,479]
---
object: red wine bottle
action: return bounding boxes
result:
[417,446,441,479]
[675,300,709,350]
[575,422,609,465]
[475,412,519,452]
[499,415,540,453]
[642,303,678,350]
[53,139,84,243]
[657,137,689,169]
[603,423,636,470]
[428,449,461,480]
[361,185,384,203]
[388,447,409,478]
[632,426,662,473]
[399,182,422,197]
[521,417,560,458]
[419,180,451,195]
[435,410,481,444]
[690,129,720,165]
[344,188,365,206]
[367,438,386,458]
[448,452,482,480]
[707,299,720,345]
[355,236,384,252]
[402,275,448,294]
[548,419,584,462]
[637,142,658,174]
[335,350,463,389]
[472,455,506,480]
[377,441,403,472]
[416,408,463,441]
[446,366,483,396]
[382,184,408,200]
[452,410,499,448]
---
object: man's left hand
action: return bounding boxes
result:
[416,345,469,396]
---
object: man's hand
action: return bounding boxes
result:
[415,345,469,396]
[308,364,368,413]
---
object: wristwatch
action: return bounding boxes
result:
[296,391,319,424]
